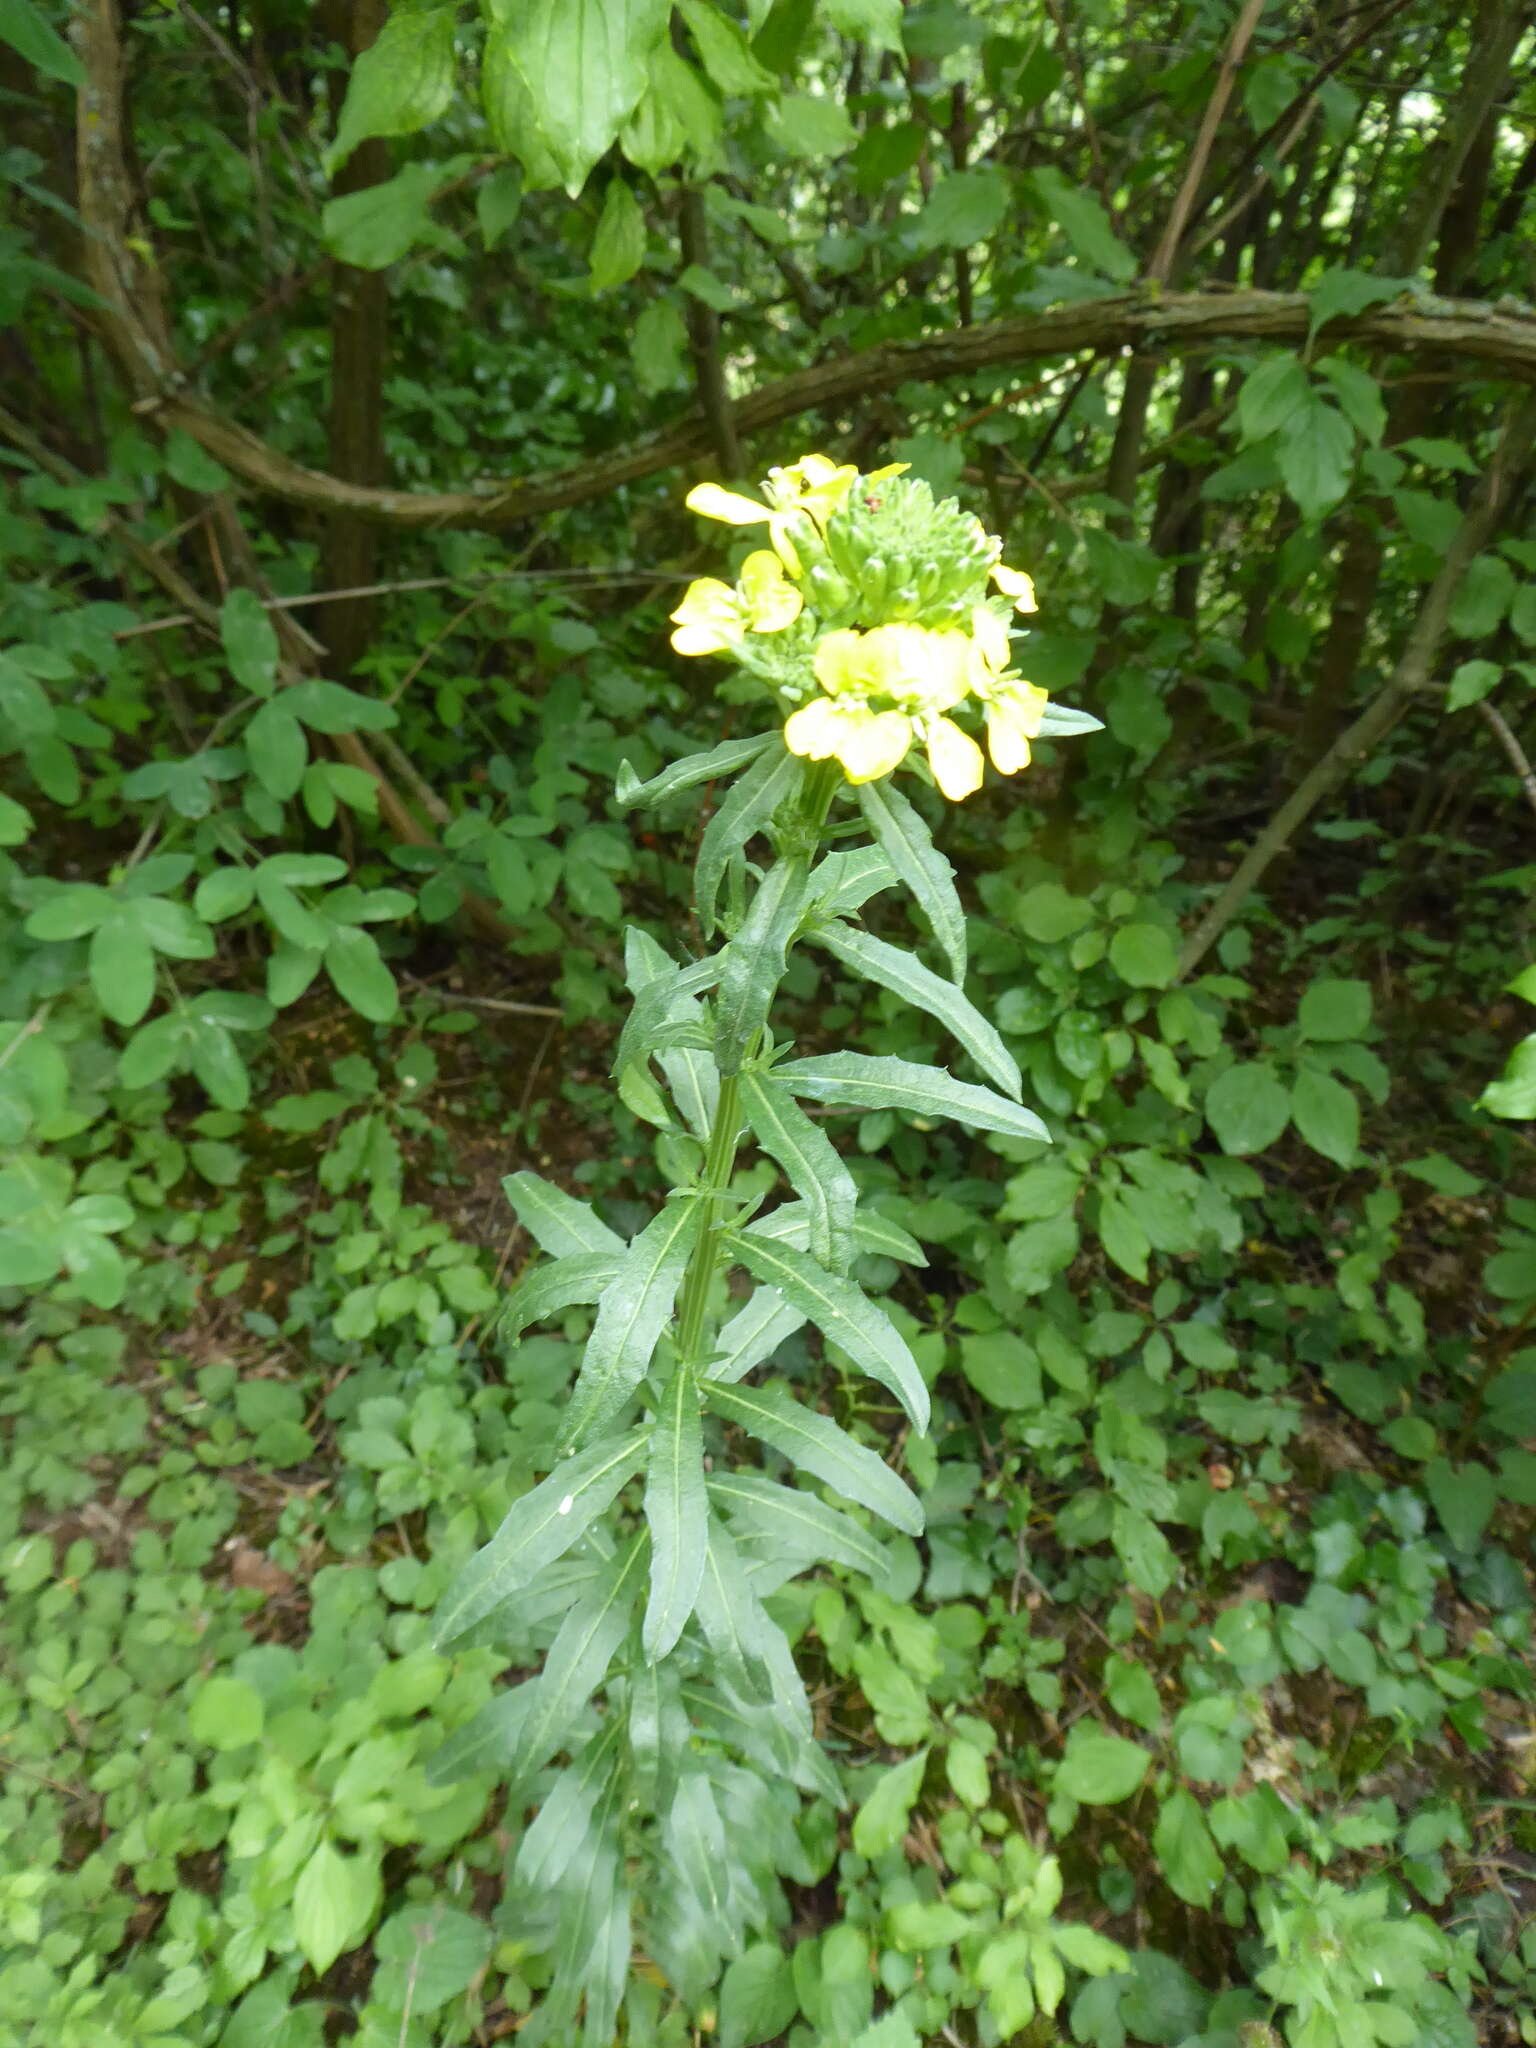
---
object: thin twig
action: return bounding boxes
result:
[1477,698,1536,823]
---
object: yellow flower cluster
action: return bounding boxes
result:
[669,454,1049,802]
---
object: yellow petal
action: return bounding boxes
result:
[838,708,913,783]
[812,629,875,697]
[969,605,1011,675]
[784,695,850,760]
[992,562,1038,612]
[863,463,910,485]
[985,704,1034,774]
[671,622,730,656]
[738,550,803,632]
[685,482,771,526]
[784,697,911,783]
[926,717,985,801]
[671,576,738,626]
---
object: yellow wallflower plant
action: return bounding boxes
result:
[437,456,1104,2028]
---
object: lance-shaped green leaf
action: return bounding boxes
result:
[682,1679,841,1802]
[739,1069,856,1270]
[778,1051,1049,1143]
[704,1377,923,1535]
[425,1675,541,1784]
[706,1284,807,1384]
[694,1522,774,1698]
[502,1169,626,1257]
[614,955,720,1081]
[856,777,967,983]
[750,1200,927,1267]
[713,858,811,1076]
[625,930,719,1135]
[616,733,774,810]
[435,1428,649,1647]
[709,1470,887,1577]
[510,1536,646,1782]
[1037,701,1104,736]
[720,1229,930,1433]
[812,920,1022,1100]
[545,1774,629,2048]
[564,1199,701,1447]
[503,1250,625,1339]
[625,1650,686,1816]
[696,741,803,935]
[660,1044,718,1139]
[515,1720,625,1889]
[808,843,898,920]
[642,1364,708,1659]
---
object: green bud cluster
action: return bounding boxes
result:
[813,476,999,628]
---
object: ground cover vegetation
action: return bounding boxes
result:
[3,0,1536,2042]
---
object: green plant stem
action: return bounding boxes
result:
[673,758,840,1366]
[675,1071,743,1366]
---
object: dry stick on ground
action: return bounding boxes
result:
[1174,384,1536,982]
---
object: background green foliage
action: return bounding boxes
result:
[3,0,1536,2042]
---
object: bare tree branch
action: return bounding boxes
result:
[1175,385,1536,980]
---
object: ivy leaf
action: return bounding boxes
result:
[1056,1722,1151,1804]
[1291,1066,1359,1167]
[1203,1063,1290,1155]
[221,589,279,698]
[327,4,458,175]
[1277,392,1355,519]
[496,0,670,194]
[851,1748,928,1856]
[293,1842,380,1977]
[1032,166,1135,281]
[589,174,647,291]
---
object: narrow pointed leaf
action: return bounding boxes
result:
[660,1043,719,1137]
[813,920,1022,1099]
[617,733,774,809]
[778,1051,1049,1142]
[706,1284,807,1384]
[426,1678,540,1783]
[694,1522,774,1697]
[435,1429,649,1647]
[740,1069,857,1270]
[856,778,967,982]
[615,955,721,1082]
[704,1377,923,1535]
[511,1536,646,1781]
[709,1470,887,1577]
[564,1199,701,1447]
[696,741,803,935]
[725,1228,929,1428]
[503,1250,625,1338]
[714,858,811,1075]
[750,1200,927,1266]
[514,1720,625,1888]
[502,1169,626,1257]
[643,1364,708,1659]
[808,843,898,919]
